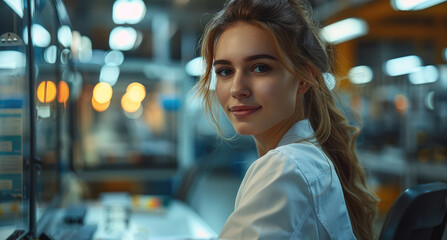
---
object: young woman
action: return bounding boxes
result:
[195,0,378,239]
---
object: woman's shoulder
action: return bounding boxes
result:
[269,141,333,183]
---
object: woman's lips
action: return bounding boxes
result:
[229,105,262,118]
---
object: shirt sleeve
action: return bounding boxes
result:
[218,149,315,240]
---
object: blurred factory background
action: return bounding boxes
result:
[1,0,447,237]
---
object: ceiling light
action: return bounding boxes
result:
[321,18,368,44]
[349,65,373,84]
[409,65,439,84]
[113,0,146,24]
[384,55,423,76]
[109,27,137,51]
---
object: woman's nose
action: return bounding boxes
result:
[230,72,251,99]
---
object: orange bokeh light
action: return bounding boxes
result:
[57,81,70,103]
[394,94,409,114]
[93,82,113,104]
[92,97,110,112]
[121,93,141,113]
[37,81,57,103]
[126,82,146,103]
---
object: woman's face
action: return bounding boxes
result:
[214,21,304,137]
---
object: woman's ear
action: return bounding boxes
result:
[297,80,310,94]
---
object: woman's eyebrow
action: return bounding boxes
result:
[213,54,278,66]
[213,59,231,66]
[244,54,278,62]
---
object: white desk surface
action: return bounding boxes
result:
[84,199,218,240]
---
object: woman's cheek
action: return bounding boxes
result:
[216,81,229,108]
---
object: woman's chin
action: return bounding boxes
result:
[234,126,255,136]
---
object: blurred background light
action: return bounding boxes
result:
[424,91,435,110]
[113,0,146,25]
[57,81,70,107]
[78,36,93,63]
[124,105,143,119]
[71,31,81,58]
[440,65,447,88]
[99,65,120,86]
[60,49,71,64]
[93,82,113,104]
[321,18,368,44]
[126,82,146,103]
[409,65,439,84]
[92,98,110,112]
[109,27,138,51]
[0,51,26,69]
[44,45,57,64]
[394,94,409,114]
[105,50,125,66]
[4,0,23,18]
[37,81,57,103]
[121,93,141,113]
[349,65,373,84]
[23,24,51,48]
[185,57,205,76]
[160,95,181,111]
[323,72,336,90]
[391,0,447,10]
[384,55,423,76]
[57,25,72,48]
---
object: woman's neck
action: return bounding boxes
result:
[254,116,303,157]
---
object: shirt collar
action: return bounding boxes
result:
[277,119,316,147]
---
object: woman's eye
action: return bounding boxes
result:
[216,68,233,76]
[253,64,271,73]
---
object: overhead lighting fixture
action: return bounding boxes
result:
[384,55,423,76]
[349,65,373,84]
[409,65,439,84]
[321,18,368,44]
[391,0,446,10]
[109,27,138,51]
[113,0,146,24]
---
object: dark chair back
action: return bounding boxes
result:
[379,181,447,240]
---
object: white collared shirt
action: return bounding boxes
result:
[219,119,356,239]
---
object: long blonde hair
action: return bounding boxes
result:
[195,0,379,239]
